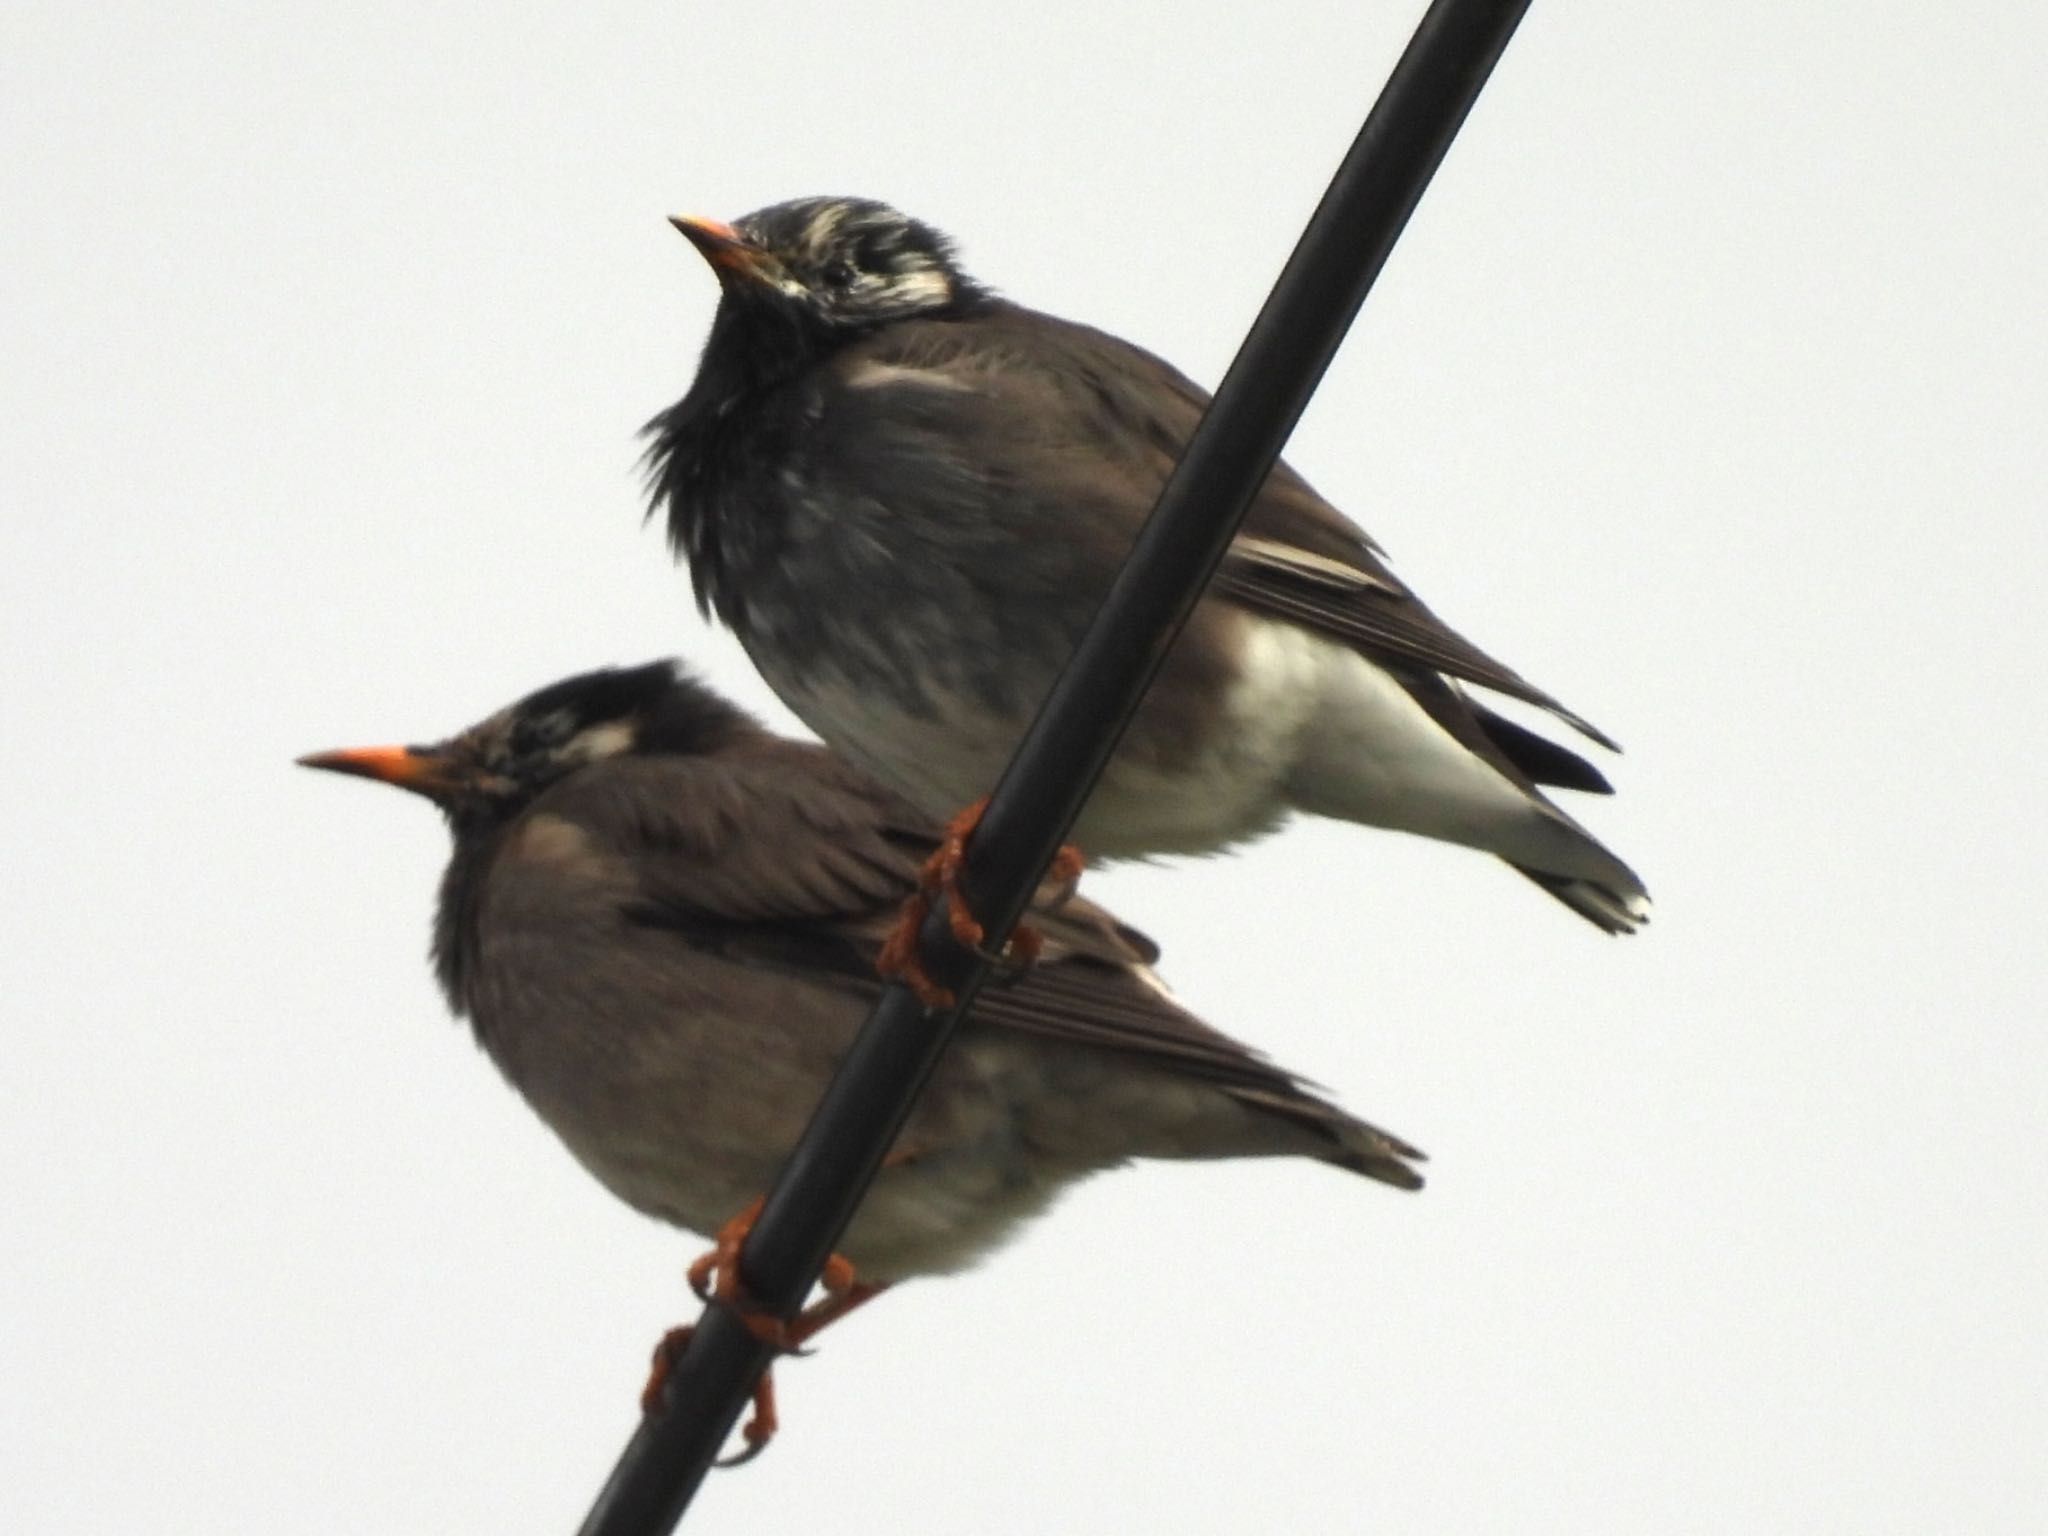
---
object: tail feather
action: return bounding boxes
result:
[1512,861,1652,935]
[1472,704,1614,794]
[1322,1110,1426,1191]
[1326,1139,1428,1191]
[1276,634,1650,935]
[1224,1084,1427,1191]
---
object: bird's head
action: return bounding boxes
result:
[670,196,985,340]
[298,661,755,832]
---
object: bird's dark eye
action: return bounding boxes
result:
[821,259,857,290]
[508,710,570,759]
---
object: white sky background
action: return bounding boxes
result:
[4,2,2043,1530]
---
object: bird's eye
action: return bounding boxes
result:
[508,711,570,758]
[821,259,857,290]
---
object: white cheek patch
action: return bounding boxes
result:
[881,267,954,313]
[567,722,636,763]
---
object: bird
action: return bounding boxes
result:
[298,660,1423,1456]
[644,196,1650,934]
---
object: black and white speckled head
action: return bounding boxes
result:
[672,196,987,341]
[297,661,759,834]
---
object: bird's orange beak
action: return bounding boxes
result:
[669,214,779,286]
[296,744,460,799]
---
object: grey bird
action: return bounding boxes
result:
[300,662,1421,1444]
[645,197,1650,933]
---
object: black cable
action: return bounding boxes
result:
[577,2,1532,1528]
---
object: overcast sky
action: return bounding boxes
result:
[5,2,2044,1532]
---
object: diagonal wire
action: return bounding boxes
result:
[578,2,1532,1529]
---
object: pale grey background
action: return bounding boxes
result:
[4,2,2043,1531]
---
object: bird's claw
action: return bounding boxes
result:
[640,1325,779,1467]
[685,1197,807,1351]
[643,1199,877,1465]
[876,797,1085,1005]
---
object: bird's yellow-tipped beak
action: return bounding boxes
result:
[669,214,778,285]
[296,744,459,798]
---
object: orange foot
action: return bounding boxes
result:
[640,1324,779,1466]
[640,1197,886,1465]
[876,796,1088,1007]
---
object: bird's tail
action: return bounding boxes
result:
[1511,860,1652,934]
[1323,1122,1429,1191]
[1224,1082,1426,1191]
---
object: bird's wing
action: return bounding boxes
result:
[828,310,1618,752]
[832,891,1424,1188]
[551,745,1417,1181]
[540,744,927,929]
[1211,525,1622,752]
